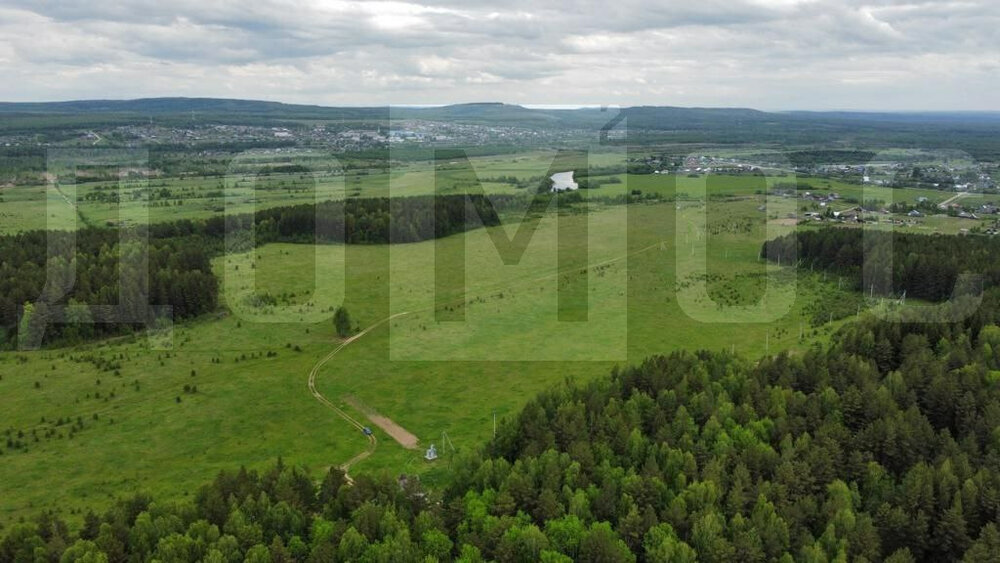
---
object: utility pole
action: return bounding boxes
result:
[442,431,456,454]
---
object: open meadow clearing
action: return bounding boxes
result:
[0,187,871,527]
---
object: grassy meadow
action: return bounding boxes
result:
[0,180,873,527]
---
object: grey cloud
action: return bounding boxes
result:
[0,0,998,109]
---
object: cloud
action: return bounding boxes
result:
[0,0,997,109]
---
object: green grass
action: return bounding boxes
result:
[0,320,371,524]
[0,184,61,232]
[585,172,956,204]
[1,151,629,233]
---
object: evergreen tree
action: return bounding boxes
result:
[333,306,352,338]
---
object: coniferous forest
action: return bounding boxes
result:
[762,229,1000,302]
[0,229,218,347]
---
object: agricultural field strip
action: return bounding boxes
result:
[0,199,840,521]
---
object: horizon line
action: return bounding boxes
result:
[1,96,999,114]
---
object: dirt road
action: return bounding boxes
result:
[307,312,410,478]
[343,394,420,449]
[939,192,969,209]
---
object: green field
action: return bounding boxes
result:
[1,147,979,235]
[586,171,955,202]
[0,183,68,232]
[1,151,626,233]
[0,189,873,526]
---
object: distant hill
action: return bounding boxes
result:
[2,98,999,158]
[1,96,994,127]
[0,98,796,134]
[0,97,388,120]
[2,96,997,125]
[393,102,558,122]
[786,110,1000,125]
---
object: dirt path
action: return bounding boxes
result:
[939,192,969,209]
[343,394,420,449]
[307,312,410,480]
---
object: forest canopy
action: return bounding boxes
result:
[763,229,1000,302]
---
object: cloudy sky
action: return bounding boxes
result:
[0,0,997,110]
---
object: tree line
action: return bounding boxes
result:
[0,229,218,348]
[762,228,1000,302]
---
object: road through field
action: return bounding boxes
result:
[307,312,410,479]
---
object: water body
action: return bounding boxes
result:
[550,171,578,192]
